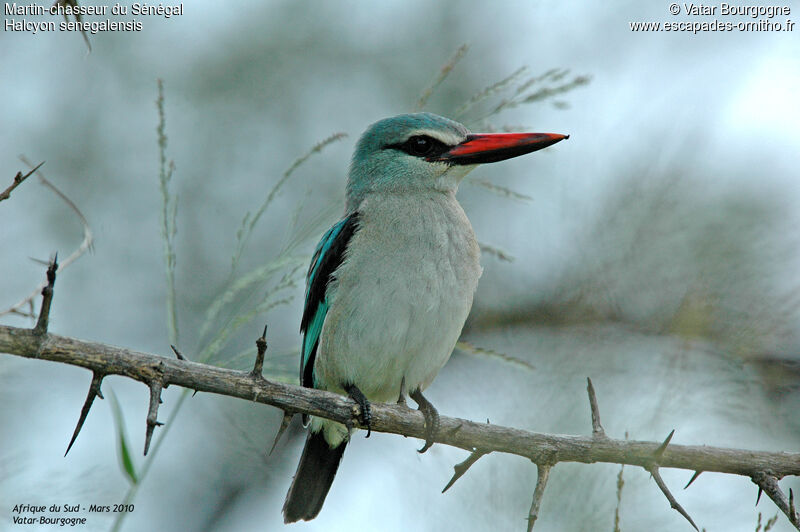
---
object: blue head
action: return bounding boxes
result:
[346,112,568,212]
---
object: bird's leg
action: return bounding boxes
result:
[397,376,407,406]
[344,384,372,438]
[410,388,439,453]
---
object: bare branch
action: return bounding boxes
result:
[648,464,700,531]
[527,463,552,531]
[645,429,699,530]
[442,448,489,493]
[2,325,798,478]
[1,159,93,319]
[0,161,44,203]
[1,321,799,528]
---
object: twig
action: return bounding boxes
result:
[442,448,489,493]
[33,255,58,335]
[647,430,699,531]
[54,0,91,51]
[252,324,295,456]
[648,464,699,531]
[1,158,93,319]
[0,161,44,203]
[527,463,552,531]
[752,472,800,529]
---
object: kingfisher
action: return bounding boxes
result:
[283,113,567,522]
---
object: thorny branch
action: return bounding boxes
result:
[0,271,799,530]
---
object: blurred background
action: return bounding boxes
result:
[1,1,799,530]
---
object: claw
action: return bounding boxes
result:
[410,388,439,453]
[345,384,372,437]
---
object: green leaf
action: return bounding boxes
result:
[108,389,138,485]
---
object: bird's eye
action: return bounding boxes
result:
[407,136,433,156]
[384,135,449,159]
[389,135,449,158]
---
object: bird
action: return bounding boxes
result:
[283,112,567,523]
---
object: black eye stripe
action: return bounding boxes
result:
[385,135,450,159]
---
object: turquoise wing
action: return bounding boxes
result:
[300,211,360,389]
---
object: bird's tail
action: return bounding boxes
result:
[283,430,347,523]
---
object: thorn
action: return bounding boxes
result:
[170,345,185,360]
[653,429,675,461]
[65,372,104,456]
[143,380,164,456]
[649,465,699,531]
[442,449,488,493]
[33,254,59,335]
[269,411,293,456]
[445,423,463,437]
[250,324,268,378]
[527,463,552,532]
[751,472,799,527]
[683,470,702,490]
[757,486,763,506]
[586,377,606,438]
[192,389,198,397]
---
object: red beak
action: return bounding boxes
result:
[429,132,568,165]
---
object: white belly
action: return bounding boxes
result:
[314,190,482,403]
